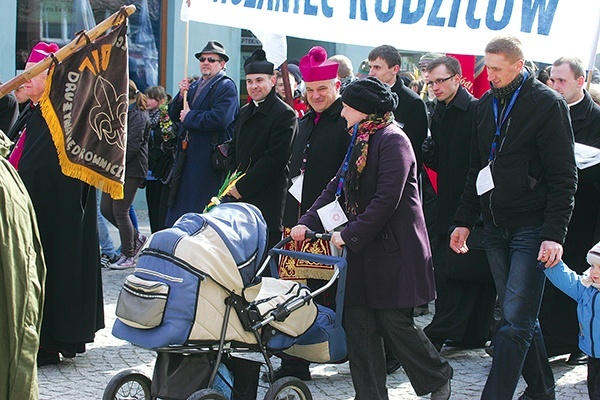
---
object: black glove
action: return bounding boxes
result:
[421,136,438,169]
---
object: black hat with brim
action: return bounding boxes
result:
[195,40,229,62]
[244,49,274,75]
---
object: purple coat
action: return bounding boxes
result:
[298,123,435,309]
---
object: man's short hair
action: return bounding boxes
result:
[328,55,354,79]
[485,36,524,63]
[553,57,585,80]
[368,45,402,69]
[426,56,462,76]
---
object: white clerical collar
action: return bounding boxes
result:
[568,93,585,108]
[252,99,266,107]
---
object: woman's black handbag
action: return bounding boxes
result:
[445,225,494,283]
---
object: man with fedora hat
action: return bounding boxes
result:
[226,48,298,260]
[166,40,238,226]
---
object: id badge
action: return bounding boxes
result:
[317,198,348,231]
[476,165,495,196]
[288,174,304,203]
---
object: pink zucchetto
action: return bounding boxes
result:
[27,42,60,64]
[299,46,339,82]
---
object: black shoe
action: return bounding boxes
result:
[484,345,494,357]
[432,341,444,353]
[262,364,311,382]
[566,351,588,365]
[37,349,60,367]
[386,358,401,374]
[517,390,555,400]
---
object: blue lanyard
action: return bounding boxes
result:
[488,71,528,162]
[336,124,359,197]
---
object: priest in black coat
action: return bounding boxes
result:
[226,49,298,255]
[15,42,104,366]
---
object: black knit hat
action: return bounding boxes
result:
[195,40,229,62]
[341,76,398,115]
[244,49,274,75]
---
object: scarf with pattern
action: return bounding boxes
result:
[344,111,395,215]
[490,71,525,100]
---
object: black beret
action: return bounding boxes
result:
[244,49,274,75]
[341,76,398,115]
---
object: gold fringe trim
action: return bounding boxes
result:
[40,68,124,200]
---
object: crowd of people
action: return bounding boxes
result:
[1,34,600,400]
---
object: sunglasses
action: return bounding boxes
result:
[198,56,221,63]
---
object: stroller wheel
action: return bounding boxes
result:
[186,388,228,400]
[103,368,153,400]
[264,376,312,400]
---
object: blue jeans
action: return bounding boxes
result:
[97,190,117,258]
[481,224,555,399]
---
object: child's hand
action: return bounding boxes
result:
[537,241,562,268]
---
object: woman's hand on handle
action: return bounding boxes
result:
[290,225,309,242]
[331,232,345,250]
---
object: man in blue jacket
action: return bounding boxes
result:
[450,37,577,400]
[166,40,239,226]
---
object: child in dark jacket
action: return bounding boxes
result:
[544,241,600,399]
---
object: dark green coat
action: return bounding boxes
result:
[0,131,45,400]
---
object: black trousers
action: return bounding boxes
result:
[145,179,170,233]
[589,356,600,399]
[345,305,453,399]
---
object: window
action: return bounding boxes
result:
[16,0,164,90]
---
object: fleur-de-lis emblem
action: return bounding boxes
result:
[89,76,128,150]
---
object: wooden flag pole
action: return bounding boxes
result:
[586,12,600,91]
[0,4,136,98]
[280,61,294,109]
[183,20,190,110]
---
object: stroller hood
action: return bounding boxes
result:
[176,202,268,286]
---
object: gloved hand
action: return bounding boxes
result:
[421,136,438,169]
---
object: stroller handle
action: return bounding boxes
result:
[252,231,347,330]
[306,231,333,241]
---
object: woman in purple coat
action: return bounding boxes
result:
[291,77,452,399]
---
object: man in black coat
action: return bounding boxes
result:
[226,49,298,258]
[274,46,351,382]
[16,42,104,366]
[451,37,577,400]
[539,56,600,365]
[420,56,496,351]
[367,45,428,172]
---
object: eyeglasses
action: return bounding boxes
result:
[427,75,456,86]
[199,56,221,63]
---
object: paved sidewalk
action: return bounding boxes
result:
[37,208,589,399]
[38,266,589,399]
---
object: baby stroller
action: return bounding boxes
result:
[103,202,347,400]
